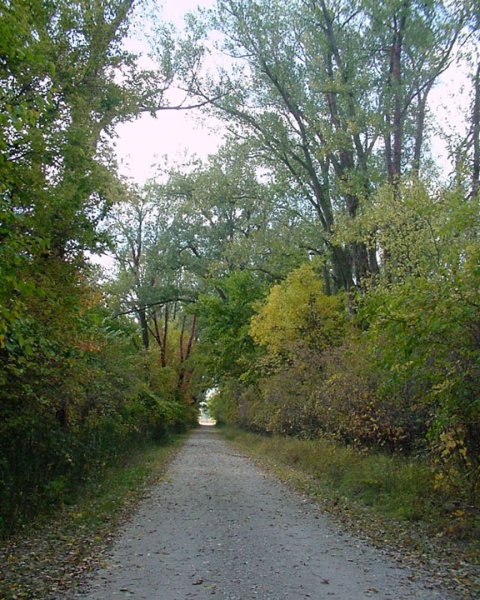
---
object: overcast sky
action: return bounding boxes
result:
[114,0,221,183]
[114,0,469,184]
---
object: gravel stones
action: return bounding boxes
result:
[77,427,451,600]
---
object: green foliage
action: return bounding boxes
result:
[183,0,464,290]
[0,299,195,538]
[206,386,234,426]
[351,183,480,498]
[196,270,267,383]
[0,0,203,538]
[142,140,310,286]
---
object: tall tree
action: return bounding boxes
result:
[177,0,463,291]
[0,0,142,349]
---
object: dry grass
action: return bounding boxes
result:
[219,426,480,599]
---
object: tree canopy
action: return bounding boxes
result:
[1,0,479,535]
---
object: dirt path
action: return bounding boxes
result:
[74,427,450,600]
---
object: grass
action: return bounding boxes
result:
[0,434,187,600]
[219,425,480,600]
[220,426,436,522]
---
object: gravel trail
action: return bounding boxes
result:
[78,427,450,600]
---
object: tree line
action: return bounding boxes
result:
[1,0,479,536]
[0,0,198,537]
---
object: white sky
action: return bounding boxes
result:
[114,0,221,183]
[114,0,470,184]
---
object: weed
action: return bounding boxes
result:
[0,435,186,600]
[219,427,478,538]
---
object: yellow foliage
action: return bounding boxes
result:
[250,263,347,356]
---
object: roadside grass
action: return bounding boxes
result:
[0,434,187,600]
[219,426,480,597]
[220,427,434,520]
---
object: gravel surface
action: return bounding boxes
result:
[75,427,452,600]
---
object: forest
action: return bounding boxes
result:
[1,0,479,538]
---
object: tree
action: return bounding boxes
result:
[177,0,463,292]
[0,0,142,351]
[250,262,347,359]
[350,179,480,496]
[157,141,311,281]
[0,0,203,536]
[212,262,349,437]
[196,269,266,383]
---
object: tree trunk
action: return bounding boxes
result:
[412,84,432,176]
[177,316,197,398]
[138,306,149,350]
[152,308,168,367]
[385,5,409,184]
[472,62,480,199]
[162,304,169,368]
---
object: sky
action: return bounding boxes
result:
[114,0,470,185]
[114,0,222,183]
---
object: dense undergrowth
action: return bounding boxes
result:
[0,268,199,539]
[0,415,192,539]
[0,433,187,600]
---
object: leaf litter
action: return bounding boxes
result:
[0,441,184,600]
[1,436,479,600]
